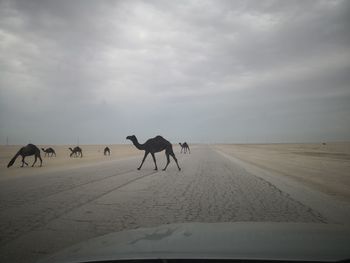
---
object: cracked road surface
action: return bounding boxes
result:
[0,145,326,263]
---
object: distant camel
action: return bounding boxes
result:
[126,135,181,171]
[41,147,56,157]
[69,146,83,158]
[7,144,42,168]
[179,142,190,154]
[104,147,110,156]
[179,143,185,153]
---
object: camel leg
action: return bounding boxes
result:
[151,153,158,170]
[38,154,42,167]
[138,151,149,170]
[170,151,181,171]
[21,156,28,167]
[80,151,83,158]
[162,151,171,171]
[32,155,37,167]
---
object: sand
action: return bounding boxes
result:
[2,142,350,201]
[215,142,350,201]
[0,144,142,179]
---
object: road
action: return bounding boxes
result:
[0,145,330,262]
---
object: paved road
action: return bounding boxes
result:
[0,145,326,263]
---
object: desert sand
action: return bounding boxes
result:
[215,142,350,201]
[2,142,350,200]
[0,144,142,179]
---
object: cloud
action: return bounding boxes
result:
[1,0,349,144]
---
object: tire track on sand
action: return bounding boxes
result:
[0,170,157,246]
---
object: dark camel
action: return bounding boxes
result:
[7,144,42,168]
[41,147,56,157]
[126,135,181,171]
[69,146,83,158]
[179,142,190,154]
[104,147,110,156]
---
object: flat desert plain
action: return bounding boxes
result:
[0,144,142,179]
[1,142,350,201]
[215,142,350,201]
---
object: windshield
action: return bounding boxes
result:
[0,1,349,263]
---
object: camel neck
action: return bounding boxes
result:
[132,138,145,150]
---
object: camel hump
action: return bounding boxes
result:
[155,135,171,142]
[27,144,40,151]
[154,135,171,144]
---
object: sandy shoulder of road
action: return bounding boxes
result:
[0,144,142,179]
[215,142,350,201]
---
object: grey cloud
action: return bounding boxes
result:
[1,0,349,144]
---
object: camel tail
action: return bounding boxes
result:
[7,151,21,168]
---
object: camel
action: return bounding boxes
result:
[104,147,110,156]
[41,147,56,157]
[7,144,43,168]
[69,146,83,158]
[179,142,191,154]
[179,143,185,153]
[126,135,181,171]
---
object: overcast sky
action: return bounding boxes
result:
[0,0,349,145]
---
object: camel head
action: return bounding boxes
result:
[41,148,45,151]
[68,147,73,151]
[179,143,182,146]
[126,135,136,141]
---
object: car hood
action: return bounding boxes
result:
[38,222,350,263]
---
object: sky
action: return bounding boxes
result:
[0,0,349,145]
